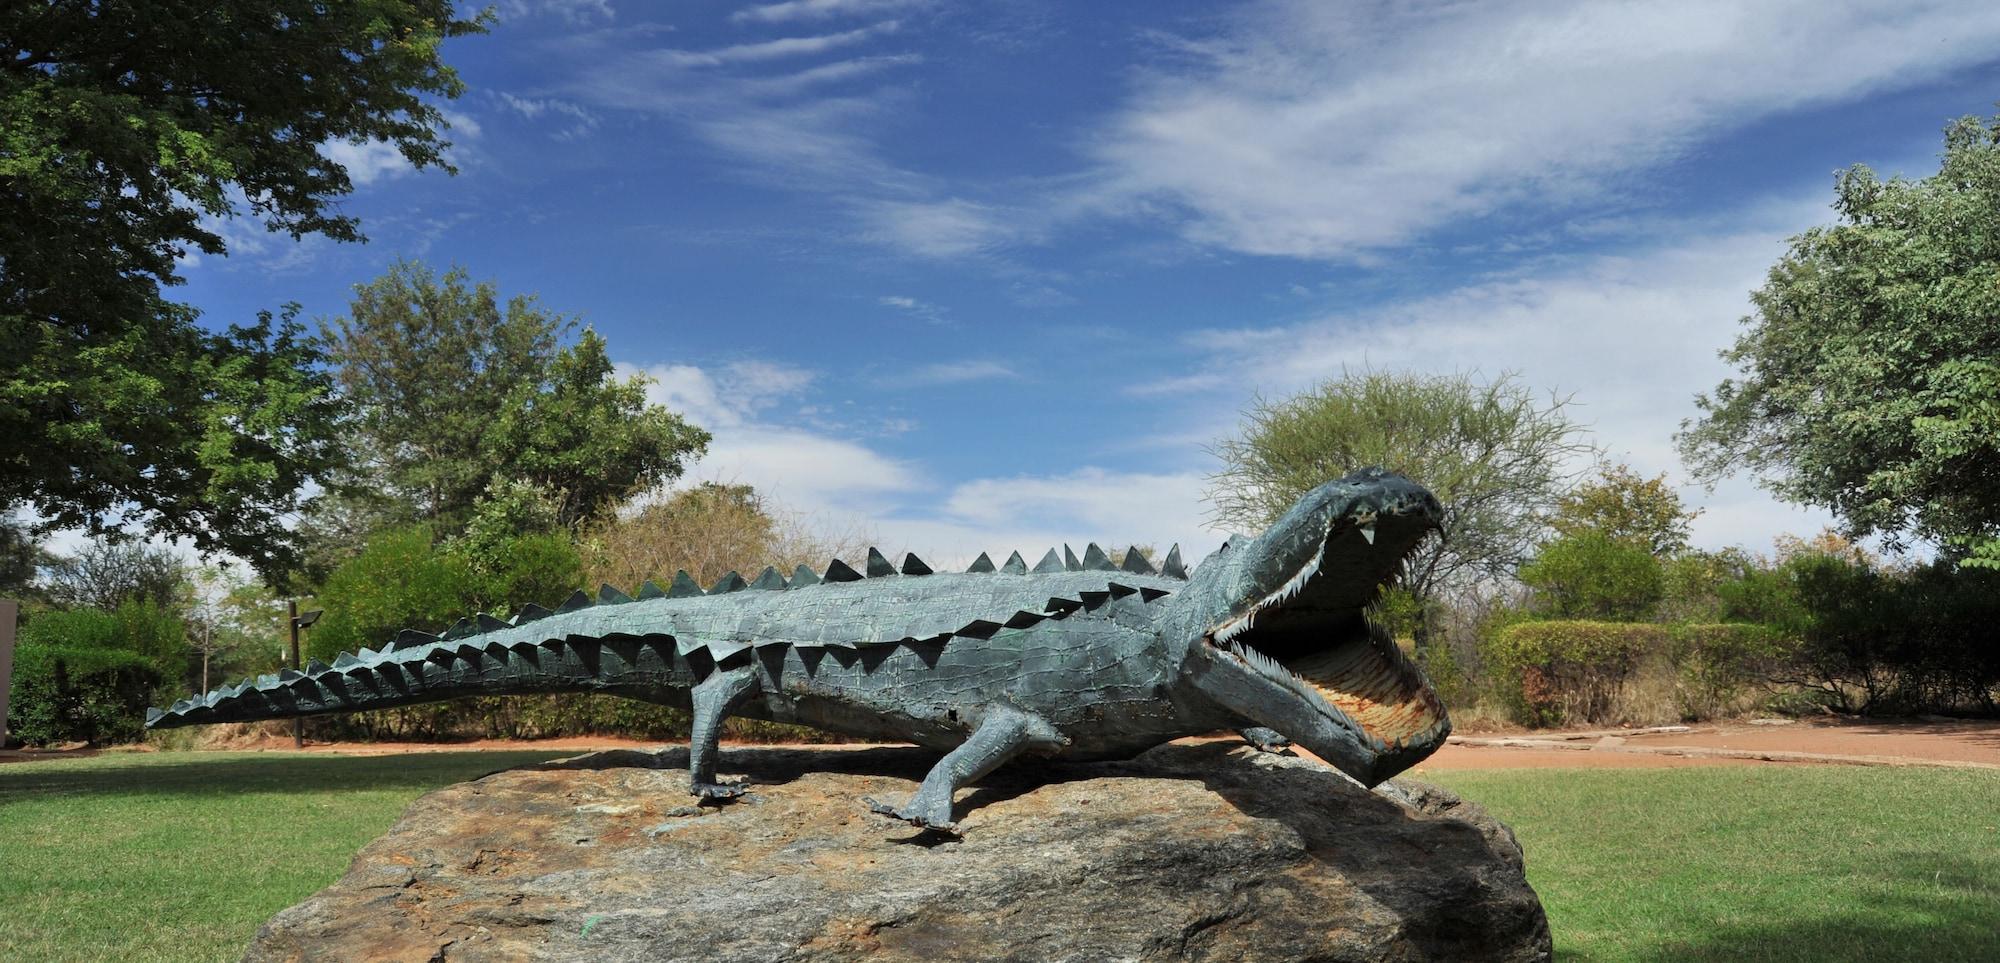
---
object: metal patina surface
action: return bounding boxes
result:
[151,468,1451,833]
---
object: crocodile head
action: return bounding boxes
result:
[1166,467,1450,786]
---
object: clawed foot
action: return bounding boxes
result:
[862,795,961,836]
[690,776,749,802]
[1241,726,1294,755]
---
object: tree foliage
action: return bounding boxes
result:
[1519,532,1665,621]
[1,3,485,577]
[0,517,48,599]
[315,261,710,542]
[44,539,185,611]
[1208,369,1596,633]
[1550,463,1699,556]
[583,483,870,592]
[5,309,345,580]
[1681,114,2000,566]
[306,523,582,663]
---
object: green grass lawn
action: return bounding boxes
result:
[1422,765,2000,962]
[2,752,1995,962]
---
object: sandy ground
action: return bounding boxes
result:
[7,716,1999,772]
[1422,717,2000,770]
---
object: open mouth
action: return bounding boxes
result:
[1205,512,1449,756]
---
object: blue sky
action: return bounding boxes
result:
[174,0,2000,566]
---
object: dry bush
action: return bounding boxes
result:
[583,482,872,590]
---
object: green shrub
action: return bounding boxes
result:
[1667,623,1798,720]
[305,525,476,661]
[6,644,166,745]
[1486,620,1667,726]
[302,522,601,740]
[1519,532,1665,620]
[19,600,188,671]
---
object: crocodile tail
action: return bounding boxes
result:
[145,614,623,730]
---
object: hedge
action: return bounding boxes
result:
[6,644,166,746]
[1486,620,1667,726]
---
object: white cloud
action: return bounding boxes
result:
[620,360,917,521]
[1090,0,2000,259]
[440,109,483,140]
[322,139,412,186]
[732,0,931,25]
[614,359,1226,567]
[877,294,948,323]
[624,360,816,431]
[874,469,1223,569]
[1148,197,1842,552]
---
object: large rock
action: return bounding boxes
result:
[244,743,1550,962]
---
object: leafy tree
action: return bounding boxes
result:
[316,260,710,538]
[1208,368,1596,646]
[1658,547,1804,627]
[1518,532,1665,621]
[6,309,345,580]
[44,539,185,610]
[1681,114,2000,567]
[1550,463,1700,556]
[182,565,288,693]
[583,483,871,592]
[2,3,484,576]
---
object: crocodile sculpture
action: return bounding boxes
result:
[149,468,1451,833]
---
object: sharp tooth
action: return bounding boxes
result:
[1359,522,1377,545]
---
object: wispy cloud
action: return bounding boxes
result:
[494,0,615,25]
[877,294,947,323]
[731,0,932,25]
[1085,0,2000,260]
[857,198,1024,258]
[555,21,931,200]
[494,92,600,140]
[652,21,901,67]
[908,360,1016,385]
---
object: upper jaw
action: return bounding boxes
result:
[1176,469,1448,784]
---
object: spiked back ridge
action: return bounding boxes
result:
[148,543,1193,731]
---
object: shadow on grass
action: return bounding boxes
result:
[0,750,573,803]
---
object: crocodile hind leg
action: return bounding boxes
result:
[688,664,758,801]
[864,705,1061,834]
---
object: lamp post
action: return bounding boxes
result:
[0,599,16,750]
[287,602,323,749]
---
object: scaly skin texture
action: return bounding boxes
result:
[152,468,1451,833]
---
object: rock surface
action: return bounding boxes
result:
[243,742,1550,962]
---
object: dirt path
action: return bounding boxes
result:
[8,717,1999,771]
[1421,717,2000,771]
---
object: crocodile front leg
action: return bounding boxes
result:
[864,705,1061,835]
[1239,726,1293,754]
[689,664,758,801]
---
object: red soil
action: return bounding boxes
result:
[6,717,1998,772]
